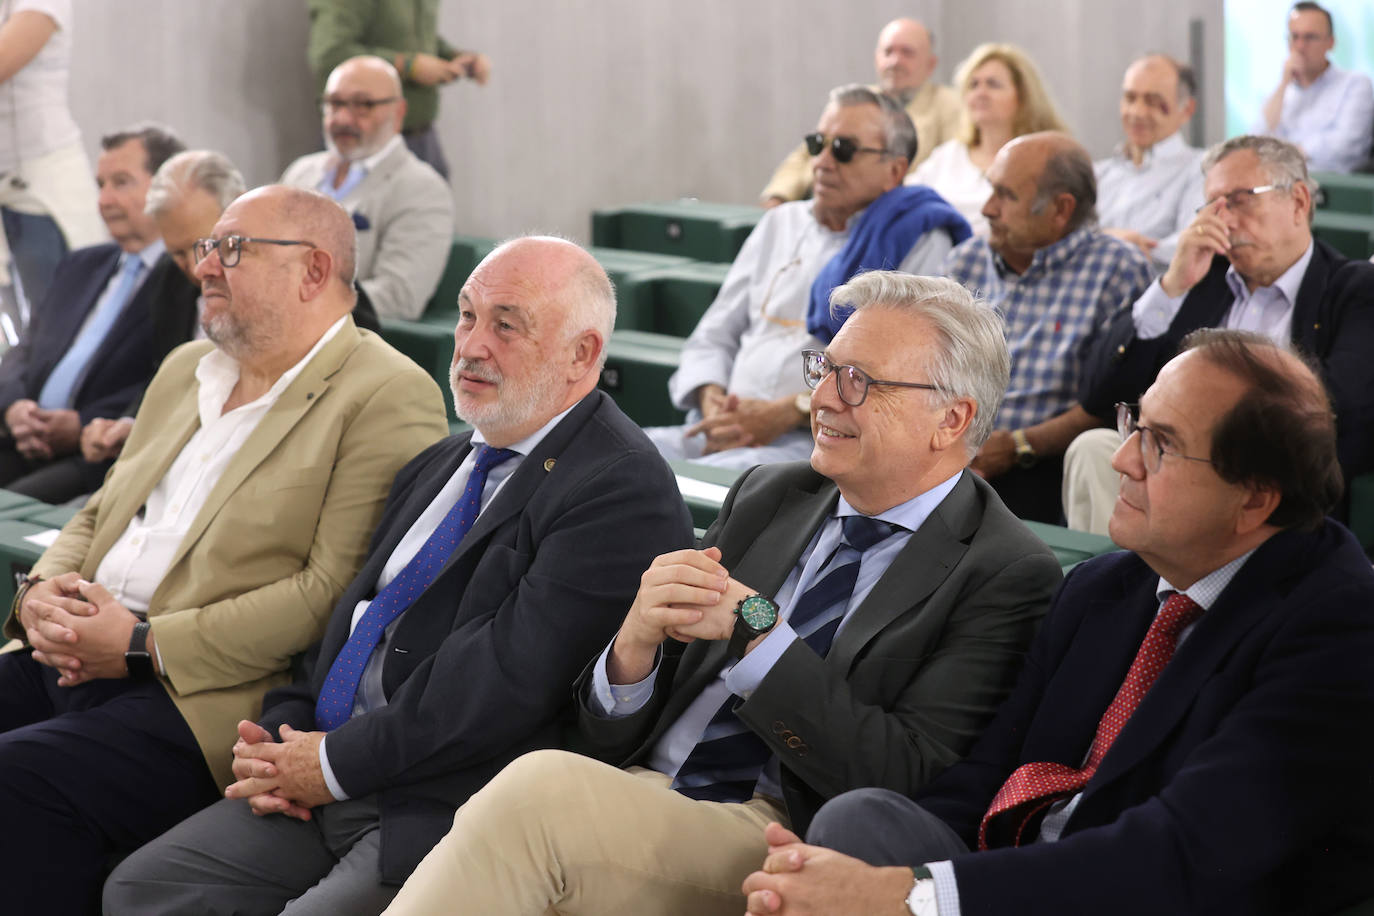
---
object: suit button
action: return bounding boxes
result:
[786,735,803,749]
[771,721,786,735]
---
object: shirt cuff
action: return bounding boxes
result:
[318,735,350,802]
[589,639,659,717]
[724,620,797,697]
[1130,279,1187,340]
[927,860,962,915]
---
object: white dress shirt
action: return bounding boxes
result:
[1094,132,1206,269]
[1255,63,1374,174]
[907,140,990,238]
[588,471,962,801]
[1130,240,1314,345]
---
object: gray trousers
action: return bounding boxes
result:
[103,795,399,916]
[806,787,971,866]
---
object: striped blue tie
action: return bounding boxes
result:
[314,445,518,730]
[671,516,902,802]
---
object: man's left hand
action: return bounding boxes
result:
[970,429,1016,479]
[665,562,756,646]
[35,581,140,686]
[687,395,800,455]
[34,407,82,455]
[450,52,491,85]
[226,723,333,813]
[742,822,912,915]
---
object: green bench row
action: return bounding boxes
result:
[0,491,79,613]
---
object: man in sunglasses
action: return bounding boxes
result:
[761,18,960,206]
[741,330,1374,915]
[647,84,968,470]
[0,184,448,912]
[1069,134,1374,532]
[381,272,1059,915]
[282,55,453,320]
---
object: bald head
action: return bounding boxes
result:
[874,18,937,98]
[1006,131,1098,233]
[323,55,406,161]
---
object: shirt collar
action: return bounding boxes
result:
[194,314,348,422]
[994,225,1096,278]
[328,133,402,184]
[1115,130,1189,167]
[1224,239,1314,307]
[469,398,581,458]
[128,238,166,271]
[1155,546,1259,611]
[833,468,963,533]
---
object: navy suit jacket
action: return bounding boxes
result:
[0,243,197,425]
[258,390,693,883]
[1079,240,1374,495]
[915,522,1374,915]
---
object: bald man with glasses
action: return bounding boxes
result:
[282,55,454,320]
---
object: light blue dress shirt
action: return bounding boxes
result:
[1255,63,1374,173]
[1094,132,1206,270]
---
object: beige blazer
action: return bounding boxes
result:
[6,319,448,787]
[760,81,962,203]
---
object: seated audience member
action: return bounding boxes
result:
[0,185,447,913]
[77,149,243,475]
[742,331,1374,916]
[282,54,454,320]
[379,272,1062,916]
[647,85,970,469]
[0,123,193,503]
[1095,54,1205,270]
[1255,1,1373,174]
[1067,134,1374,534]
[908,43,1067,237]
[105,236,693,914]
[944,133,1151,523]
[761,18,960,205]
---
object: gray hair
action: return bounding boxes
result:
[493,233,617,369]
[145,150,246,218]
[827,83,918,164]
[828,271,1009,456]
[1202,134,1313,222]
[1031,144,1098,232]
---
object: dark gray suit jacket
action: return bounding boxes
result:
[573,463,1062,833]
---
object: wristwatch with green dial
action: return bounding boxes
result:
[728,594,779,658]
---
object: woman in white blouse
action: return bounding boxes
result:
[908,43,1068,237]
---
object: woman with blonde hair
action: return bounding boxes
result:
[908,42,1068,236]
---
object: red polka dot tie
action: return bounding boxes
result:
[314,445,518,731]
[977,593,1202,850]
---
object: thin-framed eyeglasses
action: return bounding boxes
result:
[1195,184,1289,214]
[802,349,942,407]
[803,132,891,164]
[1115,402,1215,474]
[320,95,399,115]
[193,236,316,268]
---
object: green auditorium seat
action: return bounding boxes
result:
[635,261,731,338]
[669,460,741,530]
[23,504,79,531]
[0,489,43,520]
[379,318,455,420]
[0,518,52,613]
[1021,521,1119,572]
[1311,171,1374,215]
[423,235,497,321]
[599,332,684,427]
[587,247,694,332]
[1311,210,1374,260]
[592,200,763,263]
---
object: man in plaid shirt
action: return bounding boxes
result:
[944,133,1152,522]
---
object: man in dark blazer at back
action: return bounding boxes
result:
[742,330,1374,916]
[380,272,1062,915]
[0,123,194,503]
[1065,133,1374,530]
[105,236,693,914]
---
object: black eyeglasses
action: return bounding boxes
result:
[320,96,399,115]
[193,236,316,268]
[1115,402,1214,475]
[803,132,890,164]
[802,349,941,407]
[1195,184,1289,214]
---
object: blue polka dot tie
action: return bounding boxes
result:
[671,515,902,802]
[314,445,519,731]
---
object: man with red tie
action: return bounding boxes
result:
[741,328,1374,915]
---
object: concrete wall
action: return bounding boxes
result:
[67,0,1223,243]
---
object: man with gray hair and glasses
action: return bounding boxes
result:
[647,84,970,470]
[381,271,1059,916]
[1068,134,1374,532]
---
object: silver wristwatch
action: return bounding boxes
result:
[906,875,937,915]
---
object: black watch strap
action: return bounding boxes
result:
[125,620,154,680]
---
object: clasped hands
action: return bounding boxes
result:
[741,822,914,915]
[225,720,333,819]
[19,572,140,686]
[688,386,801,456]
[5,399,81,461]
[607,547,758,684]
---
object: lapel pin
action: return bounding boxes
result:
[543,458,556,472]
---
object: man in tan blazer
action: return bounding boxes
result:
[761,18,961,206]
[0,184,447,914]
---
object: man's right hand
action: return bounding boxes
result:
[1159,200,1231,298]
[5,399,51,458]
[606,548,728,685]
[81,417,134,462]
[19,572,97,674]
[230,720,312,820]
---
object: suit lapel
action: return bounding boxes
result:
[728,482,837,596]
[1290,241,1330,352]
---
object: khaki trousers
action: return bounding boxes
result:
[382,749,787,916]
[1062,427,1122,536]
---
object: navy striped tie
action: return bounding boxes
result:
[671,516,902,802]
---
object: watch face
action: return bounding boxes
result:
[738,596,778,629]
